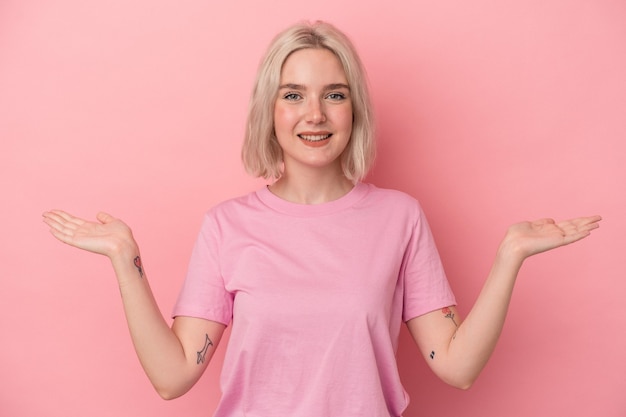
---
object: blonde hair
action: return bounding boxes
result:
[241,21,375,182]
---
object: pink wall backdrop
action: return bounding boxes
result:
[2,1,624,416]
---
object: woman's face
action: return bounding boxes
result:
[273,48,353,175]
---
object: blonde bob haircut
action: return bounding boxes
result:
[242,21,375,182]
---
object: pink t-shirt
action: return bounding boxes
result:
[173,183,456,417]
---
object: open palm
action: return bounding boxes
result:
[42,210,135,258]
[505,216,602,259]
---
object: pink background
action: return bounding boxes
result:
[1,1,624,416]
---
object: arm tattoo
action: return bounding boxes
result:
[133,256,144,278]
[442,307,458,327]
[430,308,459,360]
[196,334,213,364]
[443,306,458,340]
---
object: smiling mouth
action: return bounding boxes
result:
[298,133,332,142]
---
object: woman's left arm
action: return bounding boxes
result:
[407,215,602,389]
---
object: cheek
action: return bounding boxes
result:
[273,105,297,131]
[338,107,354,133]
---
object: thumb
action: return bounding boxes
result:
[96,212,116,224]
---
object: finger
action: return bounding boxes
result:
[559,217,601,245]
[570,215,601,225]
[43,209,88,233]
[579,215,602,228]
[531,218,557,232]
[46,209,73,220]
[45,210,86,230]
[42,215,63,233]
[558,216,602,232]
[42,211,69,229]
[48,226,75,244]
[96,212,116,224]
[44,218,78,244]
[532,218,556,227]
[53,210,87,228]
[533,218,555,224]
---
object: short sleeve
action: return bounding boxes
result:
[401,205,456,322]
[172,212,233,325]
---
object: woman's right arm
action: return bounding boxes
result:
[42,210,225,399]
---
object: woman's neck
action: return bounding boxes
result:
[268,170,355,204]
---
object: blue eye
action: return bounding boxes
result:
[327,92,346,100]
[283,93,301,101]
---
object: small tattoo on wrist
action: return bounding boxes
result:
[430,351,435,359]
[133,256,144,278]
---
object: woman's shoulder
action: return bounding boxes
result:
[201,189,265,218]
[362,183,422,207]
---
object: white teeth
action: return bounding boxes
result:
[299,134,331,141]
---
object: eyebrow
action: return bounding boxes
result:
[278,83,350,91]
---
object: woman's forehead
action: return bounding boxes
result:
[279,48,348,85]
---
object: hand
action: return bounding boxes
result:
[42,210,137,258]
[502,215,602,260]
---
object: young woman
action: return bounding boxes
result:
[42,21,601,417]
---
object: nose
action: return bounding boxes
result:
[305,99,326,124]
